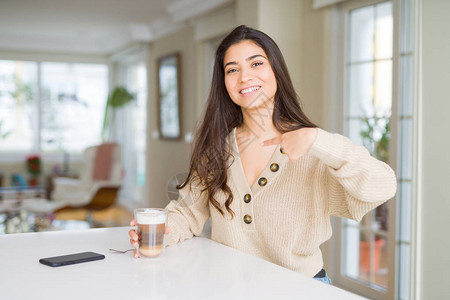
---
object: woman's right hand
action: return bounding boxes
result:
[128,220,171,258]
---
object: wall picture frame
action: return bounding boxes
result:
[157,53,181,140]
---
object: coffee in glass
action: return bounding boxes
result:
[134,208,168,257]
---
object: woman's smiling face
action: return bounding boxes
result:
[223,40,277,112]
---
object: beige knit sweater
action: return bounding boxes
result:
[164,128,397,277]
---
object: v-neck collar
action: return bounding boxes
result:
[229,127,289,197]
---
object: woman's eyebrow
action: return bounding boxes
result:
[246,54,266,61]
[224,54,267,68]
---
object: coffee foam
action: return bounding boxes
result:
[136,209,167,224]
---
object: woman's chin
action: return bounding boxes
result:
[240,97,274,112]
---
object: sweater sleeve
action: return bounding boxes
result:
[308,128,397,222]
[163,178,210,246]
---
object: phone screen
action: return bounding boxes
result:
[39,252,105,267]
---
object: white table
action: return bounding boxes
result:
[0,227,367,299]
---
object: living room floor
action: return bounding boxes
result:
[54,204,133,227]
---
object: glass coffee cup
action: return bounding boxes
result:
[134,208,168,258]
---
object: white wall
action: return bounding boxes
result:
[145,26,196,209]
[257,0,304,113]
[420,0,450,298]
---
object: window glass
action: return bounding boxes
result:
[348,63,374,118]
[375,2,393,59]
[349,6,375,62]
[126,63,147,200]
[343,1,393,289]
[40,62,108,153]
[0,60,37,152]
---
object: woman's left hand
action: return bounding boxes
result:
[263,128,318,161]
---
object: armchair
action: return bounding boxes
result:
[50,143,123,225]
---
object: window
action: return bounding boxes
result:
[109,58,147,204]
[334,0,416,299]
[40,62,108,153]
[343,1,393,289]
[0,60,108,157]
[124,62,147,201]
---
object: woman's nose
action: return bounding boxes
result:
[239,67,254,82]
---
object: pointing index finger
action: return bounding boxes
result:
[263,136,281,147]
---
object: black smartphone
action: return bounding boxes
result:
[39,252,105,267]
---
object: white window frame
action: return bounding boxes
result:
[328,0,418,299]
[335,1,395,298]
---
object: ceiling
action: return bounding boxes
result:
[0,0,231,55]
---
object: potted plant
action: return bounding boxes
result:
[359,114,390,274]
[101,86,135,141]
[26,154,42,186]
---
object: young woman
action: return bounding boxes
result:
[129,25,397,285]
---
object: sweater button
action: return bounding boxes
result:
[270,163,279,172]
[243,214,252,224]
[243,194,252,203]
[280,147,285,154]
[258,177,267,187]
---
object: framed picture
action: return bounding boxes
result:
[157,53,181,139]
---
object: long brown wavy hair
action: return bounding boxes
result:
[178,25,317,217]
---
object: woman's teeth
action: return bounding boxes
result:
[240,86,261,94]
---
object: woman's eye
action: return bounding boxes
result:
[252,62,263,67]
[226,68,238,74]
